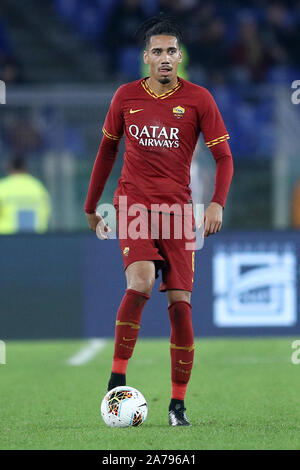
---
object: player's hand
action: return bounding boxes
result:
[85,212,111,239]
[198,202,223,237]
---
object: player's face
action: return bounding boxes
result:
[143,35,182,85]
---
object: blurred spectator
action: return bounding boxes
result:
[263,2,295,66]
[191,17,228,76]
[103,0,148,76]
[0,58,22,84]
[230,17,269,83]
[0,156,51,234]
[6,118,43,159]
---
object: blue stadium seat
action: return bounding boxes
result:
[54,0,80,24]
[94,0,119,38]
[141,0,159,16]
[118,46,141,80]
[266,66,294,84]
[74,2,101,41]
[0,19,12,56]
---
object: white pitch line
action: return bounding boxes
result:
[67,339,107,366]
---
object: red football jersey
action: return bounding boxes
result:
[102,77,230,210]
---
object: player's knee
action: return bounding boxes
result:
[128,276,155,296]
[167,291,191,307]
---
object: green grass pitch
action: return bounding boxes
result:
[0,337,299,450]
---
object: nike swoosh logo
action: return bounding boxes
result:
[123,337,135,342]
[130,108,143,114]
[179,360,192,365]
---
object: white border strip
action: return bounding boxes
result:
[66,339,107,366]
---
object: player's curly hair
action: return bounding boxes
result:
[135,15,183,49]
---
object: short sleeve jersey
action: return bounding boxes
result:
[102,77,230,209]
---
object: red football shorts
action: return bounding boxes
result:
[115,205,196,292]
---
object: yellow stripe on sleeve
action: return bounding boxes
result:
[102,127,121,141]
[205,134,230,148]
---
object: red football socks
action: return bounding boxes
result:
[112,289,150,374]
[168,301,194,401]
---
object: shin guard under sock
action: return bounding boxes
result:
[168,301,194,401]
[112,288,149,374]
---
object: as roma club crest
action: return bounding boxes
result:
[173,105,185,119]
[123,246,130,256]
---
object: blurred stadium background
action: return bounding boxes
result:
[0,0,300,339]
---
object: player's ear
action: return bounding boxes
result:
[178,49,183,64]
[143,50,149,65]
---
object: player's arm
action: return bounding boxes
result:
[197,89,234,237]
[84,87,124,233]
[85,135,121,233]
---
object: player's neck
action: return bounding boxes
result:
[147,76,179,96]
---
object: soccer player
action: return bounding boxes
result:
[85,18,233,426]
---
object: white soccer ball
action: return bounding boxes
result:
[101,386,148,428]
